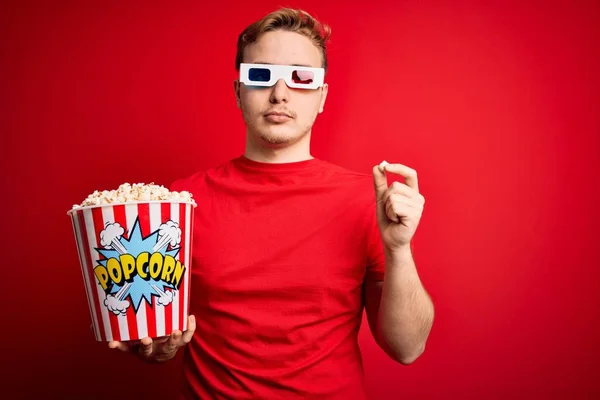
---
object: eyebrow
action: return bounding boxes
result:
[253,61,314,67]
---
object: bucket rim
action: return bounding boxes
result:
[67,200,197,215]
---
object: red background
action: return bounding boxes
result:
[2,0,599,398]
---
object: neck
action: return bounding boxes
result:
[244,131,314,163]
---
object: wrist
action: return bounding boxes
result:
[384,244,413,264]
[143,353,175,364]
[153,350,178,363]
[137,348,177,364]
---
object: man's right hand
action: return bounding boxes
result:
[107,315,196,363]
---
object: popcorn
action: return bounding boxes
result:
[378,160,389,172]
[72,182,194,209]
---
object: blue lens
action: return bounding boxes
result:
[248,68,271,82]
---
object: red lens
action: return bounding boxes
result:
[292,70,314,84]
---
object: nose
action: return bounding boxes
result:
[269,78,289,104]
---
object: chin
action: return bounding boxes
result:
[259,133,297,146]
[259,128,305,146]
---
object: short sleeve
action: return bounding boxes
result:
[169,178,184,193]
[168,170,205,194]
[365,208,386,282]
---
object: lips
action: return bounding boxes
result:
[264,113,292,123]
[264,110,293,123]
[265,111,292,118]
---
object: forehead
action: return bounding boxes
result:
[243,30,322,68]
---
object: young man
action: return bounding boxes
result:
[109,8,434,399]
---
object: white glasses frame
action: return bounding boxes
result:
[239,63,325,90]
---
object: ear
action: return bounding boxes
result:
[318,83,329,114]
[233,80,241,109]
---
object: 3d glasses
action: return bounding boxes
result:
[240,63,325,90]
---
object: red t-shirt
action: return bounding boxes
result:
[171,155,386,399]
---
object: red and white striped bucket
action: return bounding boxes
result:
[67,201,195,342]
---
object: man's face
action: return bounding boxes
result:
[234,30,329,148]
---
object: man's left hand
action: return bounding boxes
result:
[372,162,425,252]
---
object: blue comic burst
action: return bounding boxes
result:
[95,217,180,312]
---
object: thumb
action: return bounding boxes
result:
[372,163,388,203]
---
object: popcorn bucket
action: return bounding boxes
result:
[67,200,195,342]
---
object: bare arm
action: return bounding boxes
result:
[367,162,434,364]
[364,247,434,364]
